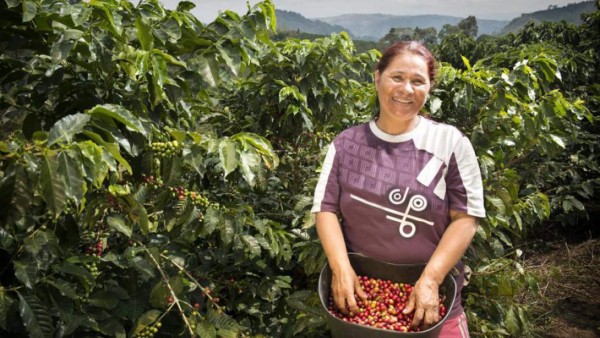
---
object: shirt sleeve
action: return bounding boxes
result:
[446,136,486,218]
[311,142,341,214]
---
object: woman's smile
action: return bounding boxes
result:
[392,97,414,104]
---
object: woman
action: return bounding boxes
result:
[312,41,485,337]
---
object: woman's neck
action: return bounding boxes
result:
[375,115,421,135]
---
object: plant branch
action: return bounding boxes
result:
[143,246,196,337]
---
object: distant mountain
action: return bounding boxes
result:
[500,1,596,34]
[316,14,509,41]
[275,1,597,42]
[275,9,353,37]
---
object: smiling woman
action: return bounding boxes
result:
[312,41,486,337]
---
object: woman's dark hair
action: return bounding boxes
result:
[375,41,437,86]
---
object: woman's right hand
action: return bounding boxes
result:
[330,266,367,314]
[315,212,367,314]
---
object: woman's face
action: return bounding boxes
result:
[375,53,431,125]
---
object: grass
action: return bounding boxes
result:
[522,238,600,337]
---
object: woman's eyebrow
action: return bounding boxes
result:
[388,70,427,79]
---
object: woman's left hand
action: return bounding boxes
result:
[402,276,440,330]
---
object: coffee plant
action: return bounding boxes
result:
[1,0,598,337]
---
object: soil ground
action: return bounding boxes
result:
[523,237,600,338]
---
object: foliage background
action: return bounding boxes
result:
[0,0,598,337]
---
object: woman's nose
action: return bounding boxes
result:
[400,80,414,93]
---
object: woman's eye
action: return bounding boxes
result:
[391,76,403,82]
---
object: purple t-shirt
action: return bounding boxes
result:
[312,118,486,318]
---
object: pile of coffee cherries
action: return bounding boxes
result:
[327,276,447,332]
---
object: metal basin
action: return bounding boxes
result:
[318,252,457,337]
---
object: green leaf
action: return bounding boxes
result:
[22,0,37,22]
[232,132,275,157]
[40,150,68,215]
[177,1,196,11]
[217,329,239,338]
[208,307,239,330]
[461,55,472,71]
[109,184,131,196]
[285,290,314,312]
[14,259,38,289]
[301,211,315,229]
[241,234,261,257]
[98,318,126,338]
[149,276,184,309]
[50,39,74,62]
[46,279,78,299]
[216,43,240,76]
[48,113,90,146]
[150,52,170,88]
[152,49,186,68]
[6,0,20,8]
[135,17,154,51]
[82,131,132,174]
[77,141,108,188]
[0,164,32,226]
[549,134,565,149]
[22,113,42,139]
[89,1,122,36]
[218,139,239,177]
[161,156,183,186]
[135,50,150,77]
[220,218,235,246]
[504,306,521,334]
[0,289,13,330]
[202,207,220,235]
[257,1,277,32]
[197,320,217,338]
[17,293,54,338]
[56,262,93,281]
[196,55,218,87]
[24,230,59,256]
[130,310,161,336]
[498,274,514,296]
[183,145,206,175]
[485,196,505,214]
[429,97,443,115]
[123,195,151,233]
[107,214,132,237]
[159,17,181,41]
[58,151,85,204]
[238,151,259,186]
[87,104,146,136]
[89,290,119,309]
[279,85,303,104]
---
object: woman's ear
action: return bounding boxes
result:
[374,70,380,90]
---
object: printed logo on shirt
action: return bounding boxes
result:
[350,187,434,238]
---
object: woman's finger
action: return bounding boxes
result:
[411,307,425,328]
[346,292,359,313]
[402,292,416,315]
[421,306,440,329]
[332,288,348,314]
[354,275,367,301]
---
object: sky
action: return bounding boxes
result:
[160,0,586,22]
